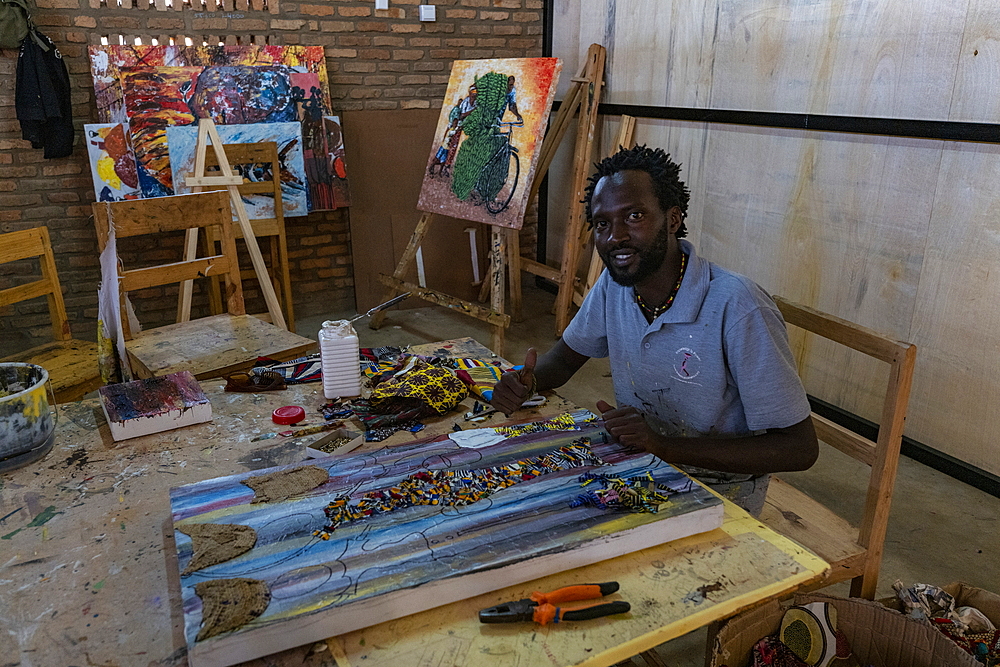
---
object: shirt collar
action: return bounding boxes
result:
[649,239,708,327]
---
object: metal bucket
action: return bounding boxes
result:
[0,363,57,473]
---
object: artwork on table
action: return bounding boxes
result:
[87,45,349,212]
[99,370,211,441]
[168,412,723,667]
[417,57,562,230]
[84,122,141,202]
[167,122,309,219]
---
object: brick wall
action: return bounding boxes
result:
[0,0,543,354]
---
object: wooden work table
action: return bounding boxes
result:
[0,338,828,667]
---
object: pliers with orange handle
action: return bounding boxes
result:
[478,582,630,625]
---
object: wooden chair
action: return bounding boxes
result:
[92,191,315,380]
[760,296,917,599]
[0,227,102,402]
[201,142,296,330]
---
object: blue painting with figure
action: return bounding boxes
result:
[167,413,723,667]
[166,122,308,219]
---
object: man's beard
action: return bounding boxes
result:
[599,225,672,287]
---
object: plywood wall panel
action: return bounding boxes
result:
[553,0,1000,475]
[908,142,1000,472]
[949,0,1000,122]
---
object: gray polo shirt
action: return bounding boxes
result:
[563,240,810,478]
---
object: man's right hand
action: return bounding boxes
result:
[490,348,537,416]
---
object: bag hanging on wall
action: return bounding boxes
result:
[0,0,32,49]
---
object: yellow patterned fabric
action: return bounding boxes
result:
[452,358,506,401]
[369,361,468,415]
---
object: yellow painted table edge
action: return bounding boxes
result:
[576,498,830,667]
[323,492,829,667]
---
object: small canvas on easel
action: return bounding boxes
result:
[417,58,561,229]
[168,412,722,667]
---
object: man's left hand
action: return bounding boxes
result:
[596,400,659,452]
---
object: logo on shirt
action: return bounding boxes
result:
[672,347,701,385]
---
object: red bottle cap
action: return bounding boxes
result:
[272,405,306,425]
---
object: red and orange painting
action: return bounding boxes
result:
[87,45,349,211]
[417,57,561,229]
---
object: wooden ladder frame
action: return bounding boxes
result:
[176,118,288,330]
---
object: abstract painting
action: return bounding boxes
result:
[98,370,211,441]
[83,122,141,202]
[87,45,347,211]
[168,413,723,667]
[167,122,309,219]
[120,67,202,197]
[323,115,351,208]
[417,57,561,229]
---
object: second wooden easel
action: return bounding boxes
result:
[177,118,288,331]
[371,45,608,356]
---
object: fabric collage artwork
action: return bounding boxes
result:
[313,439,603,539]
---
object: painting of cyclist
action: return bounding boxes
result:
[417,56,561,229]
[450,71,522,203]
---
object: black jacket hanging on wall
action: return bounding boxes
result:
[16,29,74,159]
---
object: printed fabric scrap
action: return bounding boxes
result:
[893,580,1000,665]
[369,359,468,415]
[450,357,506,401]
[741,602,861,667]
[351,358,468,438]
[360,346,405,380]
[254,355,322,384]
[361,347,507,402]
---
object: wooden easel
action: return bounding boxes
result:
[176,119,288,330]
[370,45,608,356]
[475,44,607,327]
[515,44,606,335]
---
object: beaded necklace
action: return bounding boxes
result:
[634,252,688,319]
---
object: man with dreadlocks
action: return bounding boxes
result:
[490,145,818,515]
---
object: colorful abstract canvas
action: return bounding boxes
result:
[120,67,202,197]
[323,115,351,208]
[99,370,211,441]
[167,122,309,219]
[87,45,348,211]
[168,414,723,667]
[84,122,141,202]
[417,58,561,229]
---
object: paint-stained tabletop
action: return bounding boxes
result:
[0,337,828,667]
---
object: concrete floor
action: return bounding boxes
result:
[299,277,1000,666]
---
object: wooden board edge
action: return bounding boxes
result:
[184,501,724,667]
